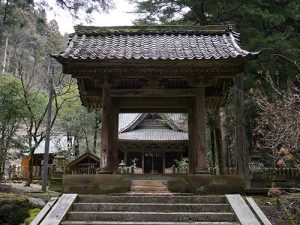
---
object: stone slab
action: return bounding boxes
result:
[77,195,227,204]
[72,202,231,212]
[246,197,272,225]
[61,222,241,225]
[67,211,236,222]
[63,174,245,194]
[40,194,77,225]
[30,197,58,225]
[226,194,260,225]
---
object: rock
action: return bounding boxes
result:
[28,197,45,207]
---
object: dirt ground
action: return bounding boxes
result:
[0,181,60,202]
[254,194,300,225]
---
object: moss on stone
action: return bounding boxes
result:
[23,208,41,225]
[0,193,41,225]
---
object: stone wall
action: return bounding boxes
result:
[63,174,244,194]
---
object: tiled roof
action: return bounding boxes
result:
[54,25,259,61]
[32,136,68,154]
[118,113,188,141]
[119,113,143,132]
[118,128,188,141]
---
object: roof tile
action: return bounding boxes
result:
[55,26,259,61]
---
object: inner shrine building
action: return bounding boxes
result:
[53,25,259,176]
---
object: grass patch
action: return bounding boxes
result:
[23,208,41,225]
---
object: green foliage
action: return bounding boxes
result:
[131,0,300,156]
[174,157,189,173]
[0,193,39,225]
[35,0,115,22]
[0,74,27,121]
[57,86,101,155]
[0,74,27,171]
[23,208,40,225]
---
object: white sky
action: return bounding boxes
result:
[45,0,138,35]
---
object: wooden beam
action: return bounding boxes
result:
[119,108,187,113]
[110,88,196,97]
[116,97,193,109]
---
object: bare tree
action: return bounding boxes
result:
[251,71,300,171]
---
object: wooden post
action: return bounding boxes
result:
[188,108,195,174]
[220,107,229,174]
[111,103,119,174]
[151,154,154,174]
[100,86,113,173]
[214,110,223,175]
[142,152,144,174]
[234,74,249,185]
[124,151,128,165]
[195,87,207,173]
[162,152,165,174]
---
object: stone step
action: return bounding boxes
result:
[77,195,227,204]
[131,185,168,189]
[131,186,169,192]
[131,180,167,186]
[130,180,170,194]
[61,221,241,225]
[66,212,236,222]
[72,203,232,212]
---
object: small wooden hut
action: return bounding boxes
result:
[68,152,100,175]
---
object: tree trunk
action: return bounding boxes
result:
[25,147,35,186]
[2,36,9,74]
[1,137,10,173]
[84,130,89,152]
[74,135,79,156]
[0,128,6,172]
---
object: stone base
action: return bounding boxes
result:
[196,170,209,174]
[63,174,245,194]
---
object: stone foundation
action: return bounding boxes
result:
[63,174,245,194]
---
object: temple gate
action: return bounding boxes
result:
[53,25,258,180]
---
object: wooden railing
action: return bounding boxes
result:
[264,167,300,181]
[73,165,97,174]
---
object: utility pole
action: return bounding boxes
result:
[42,67,54,192]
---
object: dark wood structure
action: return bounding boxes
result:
[118,113,188,174]
[53,25,259,179]
[68,152,100,175]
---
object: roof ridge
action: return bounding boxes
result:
[73,24,235,36]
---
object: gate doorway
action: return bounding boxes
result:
[144,152,163,174]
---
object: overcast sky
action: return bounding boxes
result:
[46,0,138,34]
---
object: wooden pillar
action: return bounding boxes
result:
[195,87,207,173]
[151,154,154,174]
[111,103,119,174]
[234,74,249,185]
[142,152,144,174]
[214,110,223,175]
[124,151,128,165]
[188,108,195,173]
[162,152,165,174]
[100,86,113,173]
[220,107,229,174]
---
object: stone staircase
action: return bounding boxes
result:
[130,180,170,195]
[61,195,240,225]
